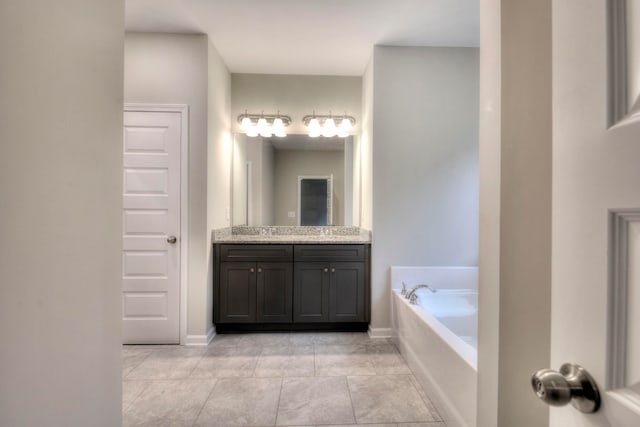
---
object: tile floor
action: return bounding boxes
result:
[122,332,446,427]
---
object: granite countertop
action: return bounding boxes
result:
[211,226,371,244]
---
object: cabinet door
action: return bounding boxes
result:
[293,262,330,322]
[256,262,293,323]
[219,262,256,323]
[329,262,365,322]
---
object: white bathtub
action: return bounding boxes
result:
[391,266,478,427]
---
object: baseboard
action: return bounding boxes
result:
[184,326,216,346]
[367,326,393,338]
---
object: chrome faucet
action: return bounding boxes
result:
[405,284,436,302]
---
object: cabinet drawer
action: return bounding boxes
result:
[294,245,365,262]
[220,244,293,262]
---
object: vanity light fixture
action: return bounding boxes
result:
[237,111,291,138]
[302,112,356,138]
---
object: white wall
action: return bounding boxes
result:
[125,33,231,338]
[231,74,362,135]
[0,1,123,425]
[477,1,552,426]
[370,46,479,331]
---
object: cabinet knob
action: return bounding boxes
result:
[258,268,262,273]
[324,268,329,273]
[250,267,255,273]
[331,268,336,273]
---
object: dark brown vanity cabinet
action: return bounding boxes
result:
[213,243,370,330]
[217,245,293,324]
[219,261,293,323]
[293,245,366,323]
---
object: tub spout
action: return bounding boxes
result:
[406,284,436,301]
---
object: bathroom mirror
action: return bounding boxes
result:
[231,133,361,227]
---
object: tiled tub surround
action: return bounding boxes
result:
[122,332,446,427]
[212,226,372,244]
[390,267,478,427]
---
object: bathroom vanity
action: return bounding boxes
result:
[212,227,371,332]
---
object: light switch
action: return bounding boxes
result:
[288,211,295,218]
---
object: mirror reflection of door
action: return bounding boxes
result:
[298,176,332,226]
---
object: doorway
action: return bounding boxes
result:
[298,175,333,226]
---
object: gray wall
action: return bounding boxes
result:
[246,138,275,226]
[125,33,231,338]
[274,150,345,226]
[370,46,480,331]
[0,0,124,425]
[231,74,362,135]
[206,41,232,334]
[232,134,248,225]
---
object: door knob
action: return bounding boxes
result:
[167,235,177,244]
[531,363,600,413]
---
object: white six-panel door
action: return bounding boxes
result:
[122,111,181,344]
[551,0,640,425]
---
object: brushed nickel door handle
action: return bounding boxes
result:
[167,235,177,244]
[531,363,600,413]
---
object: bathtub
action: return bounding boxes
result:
[391,266,478,427]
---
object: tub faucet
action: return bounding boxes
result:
[405,284,436,301]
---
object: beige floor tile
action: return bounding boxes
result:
[369,343,412,375]
[315,344,376,376]
[276,376,356,426]
[310,332,345,345]
[324,424,397,427]
[399,423,447,427]
[123,379,216,427]
[127,347,206,380]
[122,348,153,378]
[348,375,438,424]
[287,333,317,346]
[194,377,282,427]
[254,345,315,377]
[408,376,442,421]
[190,346,261,378]
[122,380,152,411]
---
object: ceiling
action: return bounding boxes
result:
[125,0,479,76]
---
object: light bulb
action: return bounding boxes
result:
[257,117,267,132]
[241,116,252,130]
[308,117,321,137]
[272,117,286,137]
[246,125,258,137]
[322,117,337,137]
[255,117,271,137]
[340,117,352,133]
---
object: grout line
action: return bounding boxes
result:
[121,379,152,413]
[122,349,154,379]
[191,379,218,427]
[344,375,359,425]
[273,377,285,426]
